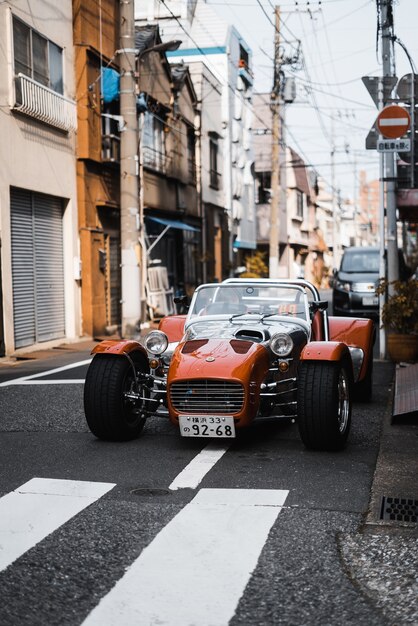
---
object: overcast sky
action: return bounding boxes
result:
[207,0,418,201]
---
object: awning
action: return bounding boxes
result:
[233,239,257,250]
[146,216,200,232]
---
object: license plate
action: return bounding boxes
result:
[362,296,378,306]
[179,415,236,438]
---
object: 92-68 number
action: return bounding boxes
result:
[192,423,233,436]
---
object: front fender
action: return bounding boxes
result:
[300,341,351,362]
[91,339,148,359]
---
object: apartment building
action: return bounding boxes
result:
[0,0,79,356]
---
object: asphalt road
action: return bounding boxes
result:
[0,342,395,626]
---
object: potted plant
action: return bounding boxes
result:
[375,278,418,362]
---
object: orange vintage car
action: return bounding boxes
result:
[84,279,375,451]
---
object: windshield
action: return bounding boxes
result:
[188,283,309,322]
[341,250,379,272]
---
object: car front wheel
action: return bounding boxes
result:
[84,354,149,441]
[297,360,352,451]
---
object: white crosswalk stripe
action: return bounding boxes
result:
[1,464,288,624]
[0,478,115,571]
[83,488,289,626]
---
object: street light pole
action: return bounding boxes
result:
[118,0,182,336]
[119,0,140,338]
[380,0,399,288]
[269,6,281,279]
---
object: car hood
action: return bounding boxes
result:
[169,337,270,380]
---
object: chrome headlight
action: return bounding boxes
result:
[144,330,169,355]
[270,333,293,357]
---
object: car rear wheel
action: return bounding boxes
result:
[84,354,149,441]
[297,360,352,451]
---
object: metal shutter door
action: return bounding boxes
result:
[33,193,65,342]
[108,234,121,326]
[11,189,36,348]
[11,189,65,348]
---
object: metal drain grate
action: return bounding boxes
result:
[380,496,418,523]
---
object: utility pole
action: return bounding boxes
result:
[119,0,141,338]
[269,6,281,278]
[380,0,399,287]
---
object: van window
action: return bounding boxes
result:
[341,250,379,273]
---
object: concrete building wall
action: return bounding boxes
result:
[0,0,80,354]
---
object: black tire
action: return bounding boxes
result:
[354,357,373,402]
[297,359,352,451]
[84,354,148,441]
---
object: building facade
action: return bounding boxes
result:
[0,0,80,356]
[187,61,227,283]
[136,0,257,276]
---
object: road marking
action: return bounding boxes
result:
[83,487,288,626]
[5,380,86,385]
[0,478,115,571]
[169,442,230,490]
[0,359,92,387]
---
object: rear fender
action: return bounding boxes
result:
[158,315,186,343]
[328,317,375,381]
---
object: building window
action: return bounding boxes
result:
[209,135,221,190]
[13,16,63,102]
[239,44,249,70]
[142,111,166,172]
[187,127,196,183]
[296,190,304,219]
[256,172,271,204]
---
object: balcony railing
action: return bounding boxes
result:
[143,145,166,173]
[102,133,120,162]
[13,73,77,132]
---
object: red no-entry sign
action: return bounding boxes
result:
[377,105,411,139]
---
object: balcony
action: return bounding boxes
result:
[13,74,77,132]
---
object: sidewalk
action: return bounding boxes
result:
[340,360,418,625]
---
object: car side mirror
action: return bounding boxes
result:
[309,300,328,314]
[174,295,190,310]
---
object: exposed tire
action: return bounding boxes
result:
[84,354,149,441]
[297,359,352,451]
[354,357,373,403]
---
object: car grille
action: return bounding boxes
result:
[169,380,245,414]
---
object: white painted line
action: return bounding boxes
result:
[5,380,86,385]
[169,442,230,490]
[83,487,288,626]
[0,478,115,571]
[0,359,92,387]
